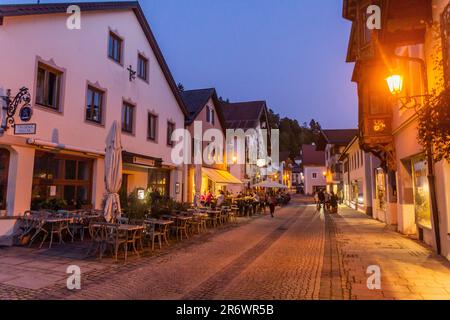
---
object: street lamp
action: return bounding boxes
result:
[386,74,403,95]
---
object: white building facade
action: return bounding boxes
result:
[0,2,187,222]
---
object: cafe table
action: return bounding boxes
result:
[118,224,145,256]
[24,216,74,249]
[145,219,173,245]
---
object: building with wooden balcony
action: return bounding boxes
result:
[343,0,450,259]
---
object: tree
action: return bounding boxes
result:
[177,83,184,92]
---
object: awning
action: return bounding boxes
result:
[202,167,243,185]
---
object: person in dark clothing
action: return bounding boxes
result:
[318,189,326,211]
[269,193,277,218]
[330,191,339,213]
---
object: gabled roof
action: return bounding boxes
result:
[0,1,188,116]
[321,129,358,145]
[181,88,226,130]
[221,101,267,130]
[301,144,325,167]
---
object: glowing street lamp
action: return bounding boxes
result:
[386,74,403,95]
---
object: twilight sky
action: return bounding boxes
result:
[2,0,358,129]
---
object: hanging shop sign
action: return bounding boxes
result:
[19,104,33,122]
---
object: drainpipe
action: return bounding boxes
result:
[427,146,441,255]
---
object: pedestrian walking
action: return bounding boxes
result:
[318,189,325,211]
[269,193,277,218]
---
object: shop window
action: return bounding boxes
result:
[148,169,170,197]
[31,152,93,209]
[375,168,386,211]
[411,156,432,229]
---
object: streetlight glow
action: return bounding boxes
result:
[386,74,403,95]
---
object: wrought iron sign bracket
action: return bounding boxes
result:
[1,87,31,132]
[397,94,432,111]
[127,65,137,82]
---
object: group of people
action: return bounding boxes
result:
[200,188,291,218]
[314,189,339,213]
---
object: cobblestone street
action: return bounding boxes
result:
[1,195,450,300]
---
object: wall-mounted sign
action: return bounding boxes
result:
[14,123,36,135]
[133,156,156,167]
[49,185,57,197]
[137,188,145,200]
[19,105,33,122]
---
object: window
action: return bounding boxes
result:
[137,54,148,81]
[36,63,62,110]
[360,5,373,46]
[148,169,170,197]
[411,157,432,229]
[167,121,175,146]
[85,86,103,124]
[206,106,215,125]
[31,151,93,209]
[108,32,122,64]
[122,102,134,134]
[147,113,158,141]
[312,173,317,179]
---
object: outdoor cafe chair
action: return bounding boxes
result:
[86,223,107,259]
[170,217,189,241]
[130,219,146,251]
[117,217,129,224]
[104,223,129,262]
[187,216,202,235]
[143,220,163,251]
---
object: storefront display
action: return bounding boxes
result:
[31,151,93,209]
[375,168,386,211]
[411,156,432,229]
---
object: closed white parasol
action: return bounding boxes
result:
[104,120,123,222]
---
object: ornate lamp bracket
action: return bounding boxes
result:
[397,94,431,111]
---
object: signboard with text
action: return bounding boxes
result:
[14,123,36,135]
